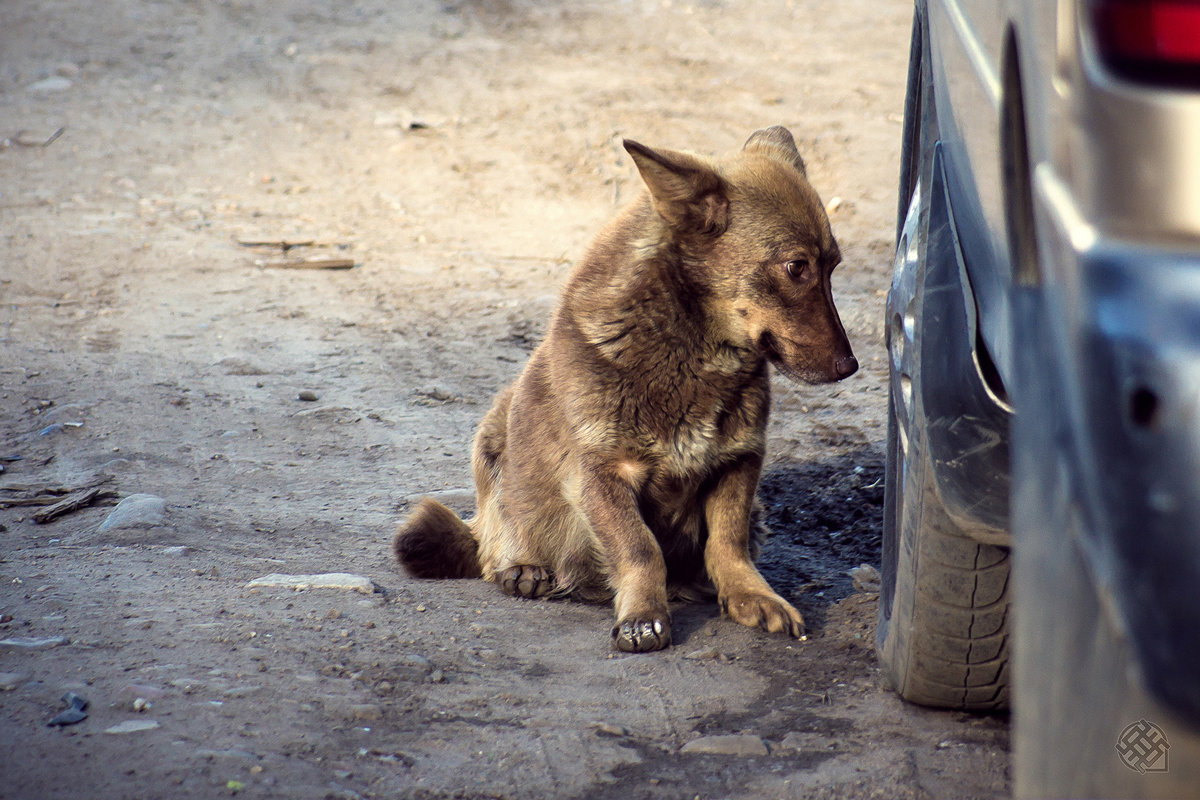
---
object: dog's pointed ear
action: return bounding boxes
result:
[623,139,729,236]
[743,126,806,176]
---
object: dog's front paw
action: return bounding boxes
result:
[612,615,672,653]
[720,590,805,638]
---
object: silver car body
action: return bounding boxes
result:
[894,0,1200,795]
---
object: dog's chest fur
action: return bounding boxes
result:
[560,266,770,512]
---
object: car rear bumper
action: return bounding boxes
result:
[1026,165,1200,725]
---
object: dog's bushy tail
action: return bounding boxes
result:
[393,498,482,579]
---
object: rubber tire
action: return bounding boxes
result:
[877,391,1011,710]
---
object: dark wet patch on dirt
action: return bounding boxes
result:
[758,448,885,630]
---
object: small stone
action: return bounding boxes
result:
[350,704,382,721]
[0,635,68,649]
[848,564,881,594]
[132,697,152,712]
[245,573,376,594]
[98,494,167,532]
[105,719,160,734]
[0,672,30,690]
[169,677,203,693]
[594,722,628,737]
[679,734,769,757]
[27,76,73,92]
[298,390,319,402]
[428,669,445,683]
[47,692,89,726]
[161,546,192,556]
[684,646,720,660]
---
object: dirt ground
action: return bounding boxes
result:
[0,1,1010,797]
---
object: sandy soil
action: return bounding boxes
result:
[0,1,1009,797]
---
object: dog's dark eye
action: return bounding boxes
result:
[784,259,810,281]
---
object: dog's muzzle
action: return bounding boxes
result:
[835,355,859,379]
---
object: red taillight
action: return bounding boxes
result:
[1091,0,1200,86]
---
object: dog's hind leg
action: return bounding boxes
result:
[470,384,565,599]
[497,564,555,598]
[471,384,513,516]
[703,455,805,637]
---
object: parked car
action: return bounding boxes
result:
[877,1,1200,796]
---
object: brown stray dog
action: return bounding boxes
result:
[394,126,857,652]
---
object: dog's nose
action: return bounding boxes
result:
[835,356,858,379]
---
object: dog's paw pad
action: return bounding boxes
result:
[611,615,671,653]
[720,591,805,638]
[499,565,555,599]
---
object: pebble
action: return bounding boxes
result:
[848,564,881,594]
[161,546,192,557]
[104,719,161,734]
[169,677,204,693]
[245,573,376,594]
[0,672,30,690]
[27,76,73,93]
[0,635,68,649]
[98,494,167,532]
[683,646,721,660]
[47,692,89,726]
[594,722,628,737]
[298,390,319,402]
[679,734,769,757]
[350,704,382,721]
